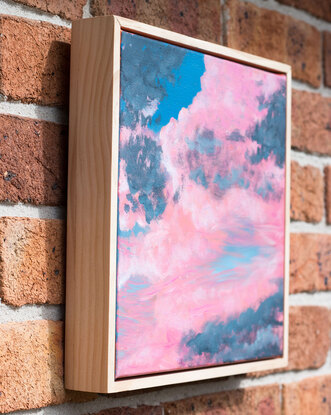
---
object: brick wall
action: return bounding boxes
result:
[0,0,330,414]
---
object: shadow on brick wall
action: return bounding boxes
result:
[36,38,70,404]
[40,40,71,107]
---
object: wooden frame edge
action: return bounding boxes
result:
[105,17,292,392]
[283,68,292,366]
[107,357,288,393]
[108,15,122,393]
[66,15,118,394]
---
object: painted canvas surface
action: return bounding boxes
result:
[115,31,286,378]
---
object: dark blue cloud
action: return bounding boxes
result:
[186,129,223,189]
[120,31,204,130]
[120,134,167,224]
[181,282,283,364]
[120,31,186,128]
[189,166,208,188]
[213,168,250,192]
[186,128,222,155]
[248,84,286,168]
[227,129,245,142]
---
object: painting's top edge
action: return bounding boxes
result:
[74,15,291,75]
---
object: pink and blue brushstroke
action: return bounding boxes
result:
[115,31,286,378]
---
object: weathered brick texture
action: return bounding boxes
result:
[12,0,86,20]
[325,166,331,224]
[290,233,331,292]
[292,90,331,156]
[0,16,70,105]
[225,0,321,87]
[277,0,331,23]
[288,307,330,370]
[91,0,221,43]
[290,162,324,223]
[0,320,95,413]
[163,385,281,414]
[324,32,331,88]
[0,115,67,205]
[0,320,63,413]
[283,375,331,415]
[293,90,331,151]
[0,217,65,306]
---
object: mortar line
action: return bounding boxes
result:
[0,100,68,125]
[292,80,331,98]
[0,203,66,220]
[290,220,331,234]
[291,149,331,169]
[242,0,331,32]
[0,0,71,27]
[289,292,331,308]
[0,303,64,323]
[82,0,92,19]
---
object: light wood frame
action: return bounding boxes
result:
[65,15,291,394]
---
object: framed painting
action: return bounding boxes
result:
[65,15,291,393]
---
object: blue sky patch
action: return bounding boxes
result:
[149,49,205,132]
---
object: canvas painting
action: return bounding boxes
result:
[115,31,286,379]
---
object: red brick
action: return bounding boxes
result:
[324,32,331,88]
[91,407,162,415]
[91,0,221,43]
[325,166,331,224]
[292,90,331,156]
[291,161,324,223]
[225,0,321,87]
[249,306,330,377]
[0,115,67,205]
[0,217,65,306]
[163,384,281,414]
[277,0,331,23]
[283,375,331,415]
[0,16,70,105]
[290,233,331,293]
[12,0,86,20]
[288,307,330,370]
[0,320,95,413]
